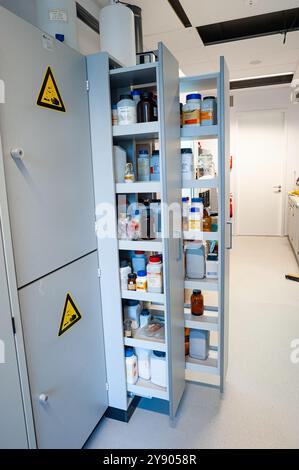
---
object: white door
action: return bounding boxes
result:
[235,110,285,236]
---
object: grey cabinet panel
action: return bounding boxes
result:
[0,224,28,449]
[158,43,185,419]
[0,6,96,288]
[19,252,107,449]
[219,57,231,391]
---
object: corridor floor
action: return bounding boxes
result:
[86,237,299,449]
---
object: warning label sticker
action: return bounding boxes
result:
[37,66,66,112]
[58,293,82,337]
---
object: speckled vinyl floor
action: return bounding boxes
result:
[85,237,299,449]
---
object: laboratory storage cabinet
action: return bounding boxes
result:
[180,58,230,390]
[87,43,185,419]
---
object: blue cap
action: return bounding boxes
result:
[153,351,166,358]
[139,150,149,155]
[126,300,139,306]
[132,90,142,96]
[181,148,193,154]
[190,207,200,212]
[55,34,65,43]
[192,198,203,203]
[182,197,188,202]
[187,93,202,101]
[152,150,159,156]
[125,348,134,358]
[137,270,147,277]
[134,210,140,216]
[112,104,117,109]
[141,308,150,316]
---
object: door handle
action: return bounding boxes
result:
[227,221,233,250]
[273,185,282,193]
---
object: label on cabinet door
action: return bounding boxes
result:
[58,293,82,337]
[49,9,68,22]
[36,66,66,113]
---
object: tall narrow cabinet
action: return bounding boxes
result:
[87,43,185,420]
[181,58,230,391]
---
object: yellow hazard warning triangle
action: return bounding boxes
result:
[58,293,82,337]
[37,66,66,113]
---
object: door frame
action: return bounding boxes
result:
[233,108,287,236]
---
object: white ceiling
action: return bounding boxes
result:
[95,0,299,79]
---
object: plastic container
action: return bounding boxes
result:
[113,145,127,183]
[131,89,142,105]
[120,260,132,290]
[191,197,204,219]
[183,93,201,126]
[136,270,147,291]
[151,351,167,387]
[128,210,141,240]
[147,256,163,293]
[186,242,205,279]
[117,94,137,125]
[181,148,194,183]
[112,104,118,126]
[124,300,142,330]
[206,253,218,279]
[150,150,160,182]
[189,207,201,231]
[135,348,151,380]
[125,348,138,385]
[182,197,190,231]
[140,308,151,328]
[132,251,146,274]
[137,92,155,123]
[137,149,150,182]
[201,96,217,126]
[189,330,210,360]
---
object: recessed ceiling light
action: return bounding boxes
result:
[245,0,258,6]
[250,59,262,65]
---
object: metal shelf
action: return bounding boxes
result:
[185,354,218,375]
[118,239,163,252]
[184,231,219,241]
[180,73,219,94]
[181,125,218,140]
[182,177,218,189]
[116,182,161,194]
[124,333,166,352]
[185,312,218,332]
[110,62,158,88]
[184,278,218,291]
[113,121,159,141]
[122,290,164,303]
[127,378,168,400]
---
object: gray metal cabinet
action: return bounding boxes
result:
[87,43,185,419]
[288,196,299,262]
[0,224,28,449]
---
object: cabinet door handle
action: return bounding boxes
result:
[227,221,233,250]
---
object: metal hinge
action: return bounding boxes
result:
[98,268,101,278]
[11,317,16,335]
[106,382,109,391]
[86,80,90,92]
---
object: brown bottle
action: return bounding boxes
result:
[203,208,212,232]
[191,289,204,316]
[137,92,154,123]
[185,328,190,356]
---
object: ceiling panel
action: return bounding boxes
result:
[181,0,299,26]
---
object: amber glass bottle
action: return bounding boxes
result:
[191,290,204,316]
[185,328,190,356]
[203,208,212,232]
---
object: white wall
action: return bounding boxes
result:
[0,0,101,55]
[231,85,299,235]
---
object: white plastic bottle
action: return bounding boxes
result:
[137,150,150,182]
[125,348,138,385]
[120,260,132,290]
[147,256,163,293]
[135,348,151,380]
[181,148,194,183]
[117,94,137,125]
[151,351,167,387]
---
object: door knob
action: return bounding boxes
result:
[38,394,49,404]
[10,148,24,160]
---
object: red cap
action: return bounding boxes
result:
[149,256,161,263]
[135,251,145,255]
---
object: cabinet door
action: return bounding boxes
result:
[219,57,231,392]
[0,224,28,449]
[158,43,185,419]
[295,207,299,259]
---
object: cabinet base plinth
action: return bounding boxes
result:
[105,396,141,423]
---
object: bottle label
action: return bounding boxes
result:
[183,109,201,126]
[147,272,162,289]
[118,106,136,125]
[136,279,147,291]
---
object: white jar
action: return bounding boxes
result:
[117,94,137,125]
[125,348,138,385]
[189,207,201,231]
[137,150,150,182]
[151,351,167,387]
[181,148,194,183]
[183,93,201,126]
[206,254,218,279]
[120,260,132,290]
[147,256,163,293]
[135,348,151,380]
[201,96,217,126]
